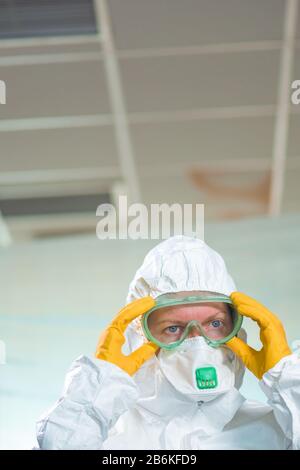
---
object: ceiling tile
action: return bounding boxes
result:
[288,115,300,157]
[132,117,275,166]
[0,127,118,172]
[121,51,280,111]
[282,168,300,212]
[110,0,285,49]
[0,61,110,119]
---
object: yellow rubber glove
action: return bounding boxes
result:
[226,292,291,379]
[95,296,159,376]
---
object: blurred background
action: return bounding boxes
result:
[0,0,300,449]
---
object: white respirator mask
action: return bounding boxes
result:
[157,336,241,403]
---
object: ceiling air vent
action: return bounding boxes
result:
[0,192,110,216]
[0,0,97,39]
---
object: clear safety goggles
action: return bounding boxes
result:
[141,291,243,350]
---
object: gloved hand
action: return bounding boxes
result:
[95,296,159,376]
[226,292,291,379]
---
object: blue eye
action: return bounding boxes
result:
[167,326,179,333]
[211,320,222,328]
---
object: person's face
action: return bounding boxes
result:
[147,302,233,348]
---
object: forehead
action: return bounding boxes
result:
[151,302,230,323]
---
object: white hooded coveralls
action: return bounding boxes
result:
[36,237,300,450]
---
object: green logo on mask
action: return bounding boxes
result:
[195,367,218,389]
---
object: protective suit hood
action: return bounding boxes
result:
[126,235,237,303]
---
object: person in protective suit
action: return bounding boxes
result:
[36,236,300,450]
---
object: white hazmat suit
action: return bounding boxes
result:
[36,236,300,450]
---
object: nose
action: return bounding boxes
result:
[188,326,202,338]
